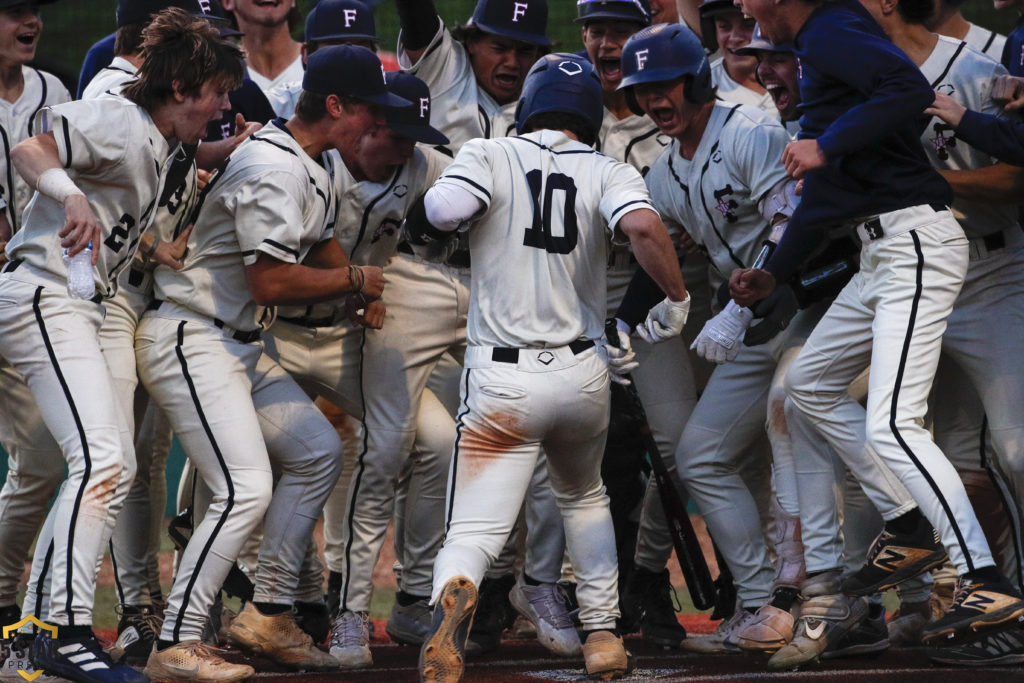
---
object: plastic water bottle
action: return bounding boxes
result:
[63,243,95,300]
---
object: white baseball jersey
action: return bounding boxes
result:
[246,55,304,95]
[711,58,779,119]
[920,37,1015,240]
[964,22,1006,61]
[0,67,70,230]
[7,98,179,298]
[398,22,517,154]
[274,145,451,322]
[81,57,137,101]
[645,102,789,281]
[153,120,336,331]
[596,108,672,175]
[433,129,654,348]
[265,80,301,119]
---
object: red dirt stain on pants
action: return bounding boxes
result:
[458,413,524,480]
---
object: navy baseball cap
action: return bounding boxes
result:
[0,0,58,9]
[469,0,550,48]
[303,45,410,107]
[574,0,651,26]
[734,24,792,55]
[116,0,234,29]
[305,0,376,43]
[383,72,449,145]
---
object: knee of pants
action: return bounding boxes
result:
[229,471,275,521]
[674,433,720,487]
[989,429,1024,478]
[7,452,66,495]
[864,413,922,457]
[766,386,789,438]
[283,430,344,485]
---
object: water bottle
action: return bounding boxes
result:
[63,243,95,300]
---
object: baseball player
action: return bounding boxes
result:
[415,52,690,683]
[135,45,399,681]
[699,0,777,117]
[0,10,241,683]
[222,0,303,92]
[927,0,1006,59]
[734,0,1024,664]
[999,0,1024,76]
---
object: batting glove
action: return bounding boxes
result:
[691,300,753,364]
[601,327,639,385]
[637,294,691,344]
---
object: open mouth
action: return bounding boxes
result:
[254,0,279,7]
[648,106,676,129]
[16,32,36,46]
[598,57,621,83]
[494,73,518,89]
[766,84,790,110]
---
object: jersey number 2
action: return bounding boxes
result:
[523,170,578,254]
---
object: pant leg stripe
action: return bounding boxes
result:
[445,369,472,535]
[890,231,974,571]
[31,287,90,626]
[31,539,54,617]
[340,328,368,611]
[110,539,125,606]
[171,321,236,641]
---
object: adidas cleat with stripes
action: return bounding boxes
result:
[31,630,146,683]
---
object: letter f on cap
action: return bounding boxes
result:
[636,48,649,70]
[343,8,357,26]
[513,2,528,22]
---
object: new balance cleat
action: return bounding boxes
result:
[841,520,947,596]
[419,576,477,683]
[921,574,1024,645]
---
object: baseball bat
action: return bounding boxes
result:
[604,320,717,611]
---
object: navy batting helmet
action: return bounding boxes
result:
[305,0,376,44]
[618,23,713,115]
[574,0,651,26]
[698,0,740,53]
[514,53,603,137]
[469,0,550,47]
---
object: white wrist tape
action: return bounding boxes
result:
[38,168,85,203]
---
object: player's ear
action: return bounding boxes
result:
[324,93,344,119]
[171,79,187,104]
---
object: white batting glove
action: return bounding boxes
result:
[601,327,639,385]
[638,294,691,344]
[691,300,754,364]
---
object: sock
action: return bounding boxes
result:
[769,586,800,611]
[523,574,542,586]
[582,627,620,638]
[327,571,343,594]
[885,508,923,536]
[254,602,291,616]
[964,566,1004,585]
[60,625,93,639]
[156,639,176,652]
[396,591,428,607]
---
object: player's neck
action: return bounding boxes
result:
[673,101,713,160]
[604,90,631,120]
[929,11,970,41]
[284,116,332,159]
[887,24,939,66]
[240,24,301,82]
[0,61,25,104]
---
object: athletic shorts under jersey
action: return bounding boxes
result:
[645,101,789,280]
[433,129,653,348]
[7,98,179,298]
[921,36,1015,240]
[153,119,336,331]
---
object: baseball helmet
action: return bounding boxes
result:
[384,72,450,145]
[514,53,603,136]
[574,0,651,26]
[697,0,739,53]
[469,0,550,48]
[618,23,713,115]
[305,0,376,44]
[734,24,792,56]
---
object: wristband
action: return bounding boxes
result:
[38,168,85,203]
[141,237,161,260]
[348,265,364,293]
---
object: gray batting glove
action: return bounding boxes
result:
[638,294,691,344]
[601,327,639,385]
[691,301,753,364]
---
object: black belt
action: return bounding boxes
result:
[861,203,949,242]
[396,240,471,268]
[491,339,595,364]
[278,313,338,328]
[147,300,262,343]
[4,259,103,303]
[980,231,1006,251]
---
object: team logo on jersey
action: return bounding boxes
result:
[558,60,583,76]
[372,217,401,244]
[931,122,957,161]
[635,48,649,71]
[393,183,408,198]
[711,150,723,164]
[713,185,738,223]
[512,2,529,22]
[936,84,955,95]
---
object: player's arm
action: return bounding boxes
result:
[11,131,101,262]
[244,251,383,307]
[618,208,687,302]
[396,0,443,64]
[927,92,1024,167]
[939,163,1024,202]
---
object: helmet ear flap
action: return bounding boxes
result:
[514,97,525,133]
[624,87,644,116]
[683,69,714,104]
[699,15,718,52]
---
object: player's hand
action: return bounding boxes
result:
[638,294,691,344]
[152,223,193,271]
[347,295,385,329]
[60,194,102,264]
[231,113,262,147]
[782,139,826,179]
[601,327,639,385]
[744,284,799,346]
[991,75,1024,111]
[924,91,967,128]
[353,265,385,298]
[729,267,775,307]
[690,301,753,364]
[674,229,700,255]
[196,168,213,192]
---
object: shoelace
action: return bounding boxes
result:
[525,586,574,630]
[949,577,973,610]
[134,610,163,642]
[330,612,369,648]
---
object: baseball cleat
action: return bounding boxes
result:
[885,597,933,646]
[620,567,686,650]
[820,601,889,660]
[144,640,254,682]
[581,630,631,680]
[682,606,756,654]
[464,574,514,658]
[509,579,581,656]
[736,604,794,653]
[419,576,477,683]
[329,609,373,668]
[226,603,339,671]
[31,629,147,683]
[927,622,1024,666]
[767,570,869,671]
[920,575,1024,645]
[386,596,434,646]
[841,520,947,596]
[109,604,162,664]
[294,600,331,645]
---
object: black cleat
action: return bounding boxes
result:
[921,575,1024,645]
[841,520,947,596]
[621,567,685,649]
[419,577,477,683]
